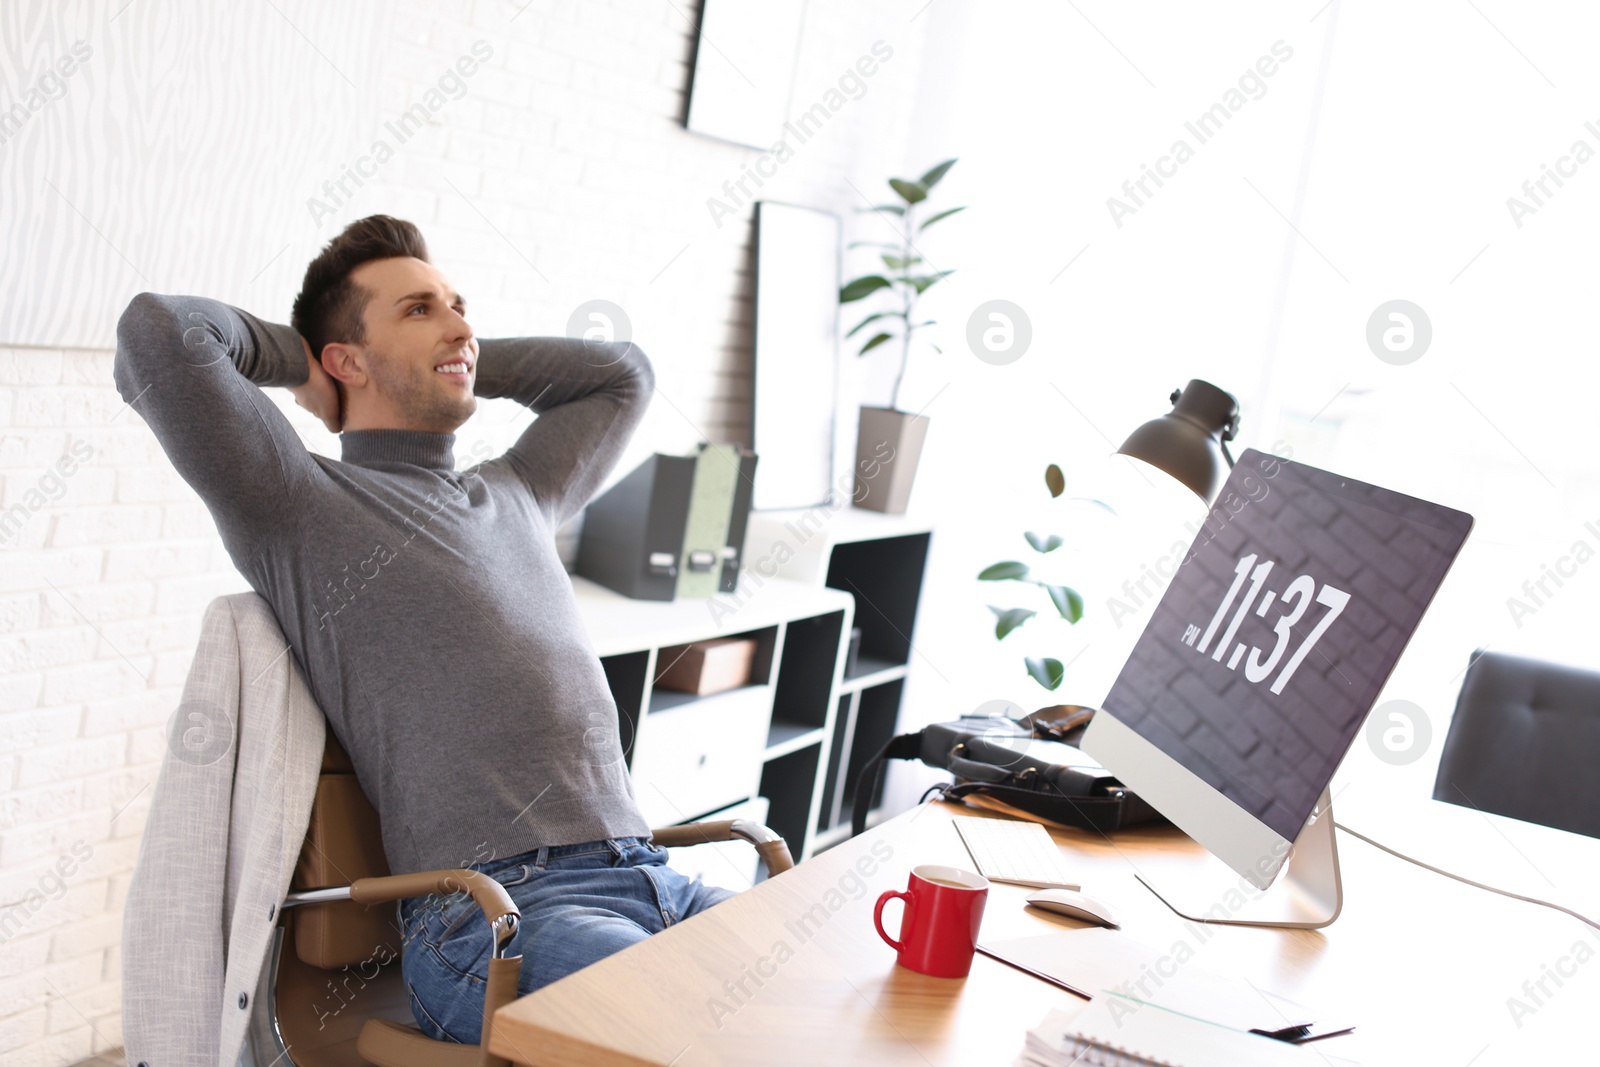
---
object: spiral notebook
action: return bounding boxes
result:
[1021,994,1355,1067]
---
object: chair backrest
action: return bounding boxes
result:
[290,732,397,968]
[268,733,417,1067]
[1433,650,1600,839]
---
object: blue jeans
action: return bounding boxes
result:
[398,836,735,1044]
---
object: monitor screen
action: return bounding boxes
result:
[1099,448,1473,842]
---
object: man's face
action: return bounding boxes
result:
[347,256,478,433]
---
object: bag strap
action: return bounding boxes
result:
[947,754,1013,783]
[942,781,1129,834]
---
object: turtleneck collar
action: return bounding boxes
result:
[340,429,457,471]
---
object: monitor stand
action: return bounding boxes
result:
[1137,788,1343,930]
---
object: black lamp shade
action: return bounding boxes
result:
[1116,379,1240,503]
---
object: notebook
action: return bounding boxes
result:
[1021,995,1354,1067]
[980,927,1315,1034]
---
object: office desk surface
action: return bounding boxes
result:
[491,799,1600,1067]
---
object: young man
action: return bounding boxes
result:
[113,215,733,1043]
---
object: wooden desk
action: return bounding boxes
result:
[491,799,1600,1067]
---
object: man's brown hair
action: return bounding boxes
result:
[291,215,430,361]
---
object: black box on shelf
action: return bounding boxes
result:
[575,453,695,600]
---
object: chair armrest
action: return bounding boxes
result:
[349,869,518,926]
[649,818,795,875]
[286,868,521,958]
[296,870,521,1067]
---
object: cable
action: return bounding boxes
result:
[1334,822,1600,933]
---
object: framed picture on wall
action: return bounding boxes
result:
[683,0,806,149]
[752,200,841,511]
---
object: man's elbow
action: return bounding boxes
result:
[118,292,177,335]
[115,292,183,357]
[114,293,176,399]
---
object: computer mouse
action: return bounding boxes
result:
[1025,888,1120,928]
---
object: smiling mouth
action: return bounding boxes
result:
[435,361,472,377]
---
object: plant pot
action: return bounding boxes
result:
[853,406,930,514]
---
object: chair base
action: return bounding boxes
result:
[357,1019,483,1067]
[251,921,413,1067]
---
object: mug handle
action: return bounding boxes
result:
[874,890,909,951]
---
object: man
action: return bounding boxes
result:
[114,215,733,1044]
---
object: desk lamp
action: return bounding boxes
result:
[1115,379,1240,504]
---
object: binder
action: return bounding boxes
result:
[676,444,740,599]
[719,447,758,594]
[575,453,696,601]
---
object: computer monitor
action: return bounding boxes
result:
[1081,448,1472,925]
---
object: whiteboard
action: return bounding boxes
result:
[683,0,805,149]
[752,201,840,511]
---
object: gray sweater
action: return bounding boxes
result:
[114,292,653,875]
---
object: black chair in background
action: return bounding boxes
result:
[1433,650,1600,840]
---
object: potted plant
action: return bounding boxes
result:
[978,464,1086,692]
[840,158,964,514]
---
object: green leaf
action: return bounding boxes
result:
[855,204,905,215]
[918,158,958,190]
[1025,656,1065,691]
[908,270,955,294]
[857,331,894,356]
[889,178,927,204]
[881,254,924,271]
[918,206,967,232]
[846,311,900,339]
[840,276,892,303]
[1044,585,1085,623]
[1045,464,1065,498]
[846,240,901,250]
[1025,532,1063,554]
[988,606,1036,640]
[978,561,1030,581]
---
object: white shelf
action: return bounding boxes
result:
[572,569,855,864]
[631,684,772,827]
[764,722,825,760]
[650,682,765,715]
[749,504,934,545]
[744,509,934,585]
[570,511,928,863]
[840,660,907,694]
[571,573,853,658]
[739,513,933,857]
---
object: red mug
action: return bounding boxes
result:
[873,864,989,977]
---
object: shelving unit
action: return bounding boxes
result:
[571,573,854,866]
[743,506,933,852]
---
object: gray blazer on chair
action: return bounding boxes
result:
[121,594,325,1067]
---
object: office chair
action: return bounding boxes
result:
[247,729,794,1067]
[1432,649,1600,840]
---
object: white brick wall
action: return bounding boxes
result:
[0,1,929,1063]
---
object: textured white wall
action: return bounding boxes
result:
[0,2,929,1063]
[0,2,391,347]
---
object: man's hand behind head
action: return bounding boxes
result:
[291,335,343,433]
